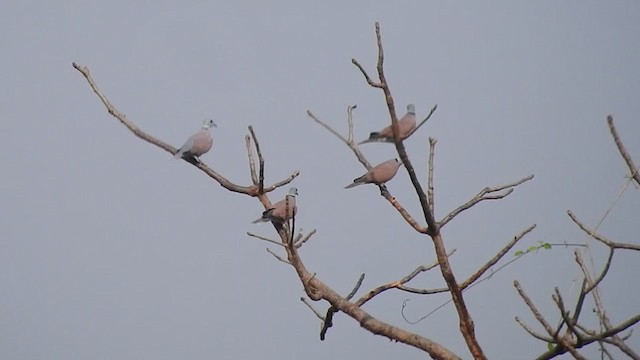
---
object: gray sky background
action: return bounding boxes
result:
[1,1,639,359]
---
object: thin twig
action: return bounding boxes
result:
[406,105,438,140]
[439,175,534,228]
[461,224,536,289]
[300,297,325,320]
[266,248,291,265]
[320,274,366,341]
[514,280,556,335]
[245,135,258,184]
[263,171,300,193]
[515,317,554,342]
[401,226,540,324]
[351,59,383,88]
[247,232,285,247]
[347,104,356,143]
[248,126,265,194]
[295,229,317,249]
[568,210,640,251]
[428,138,437,214]
[355,250,455,307]
[306,109,428,233]
[608,115,640,186]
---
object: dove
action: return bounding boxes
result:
[252,187,298,223]
[345,158,403,189]
[359,104,416,144]
[173,119,216,162]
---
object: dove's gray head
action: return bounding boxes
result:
[394,158,404,166]
[202,119,217,130]
[406,104,416,114]
[288,187,299,196]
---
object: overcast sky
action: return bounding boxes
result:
[1,1,639,359]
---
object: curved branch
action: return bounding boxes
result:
[72,62,297,196]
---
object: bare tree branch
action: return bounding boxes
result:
[461,224,536,289]
[248,125,265,193]
[515,316,554,342]
[439,175,534,228]
[300,297,325,320]
[306,109,428,233]
[266,248,291,265]
[72,62,298,196]
[320,274,365,340]
[347,104,356,143]
[428,137,437,214]
[351,59,384,88]
[535,314,640,360]
[352,22,486,359]
[608,115,640,186]
[407,105,438,141]
[514,281,557,336]
[247,232,285,247]
[245,135,258,184]
[354,250,455,307]
[294,229,317,249]
[567,210,640,251]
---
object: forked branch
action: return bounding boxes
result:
[439,175,534,228]
[306,108,428,233]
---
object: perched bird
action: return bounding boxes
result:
[345,158,403,189]
[359,104,416,144]
[252,187,298,224]
[173,119,216,163]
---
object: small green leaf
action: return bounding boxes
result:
[514,250,524,257]
[543,242,552,250]
[528,246,537,252]
[547,342,554,351]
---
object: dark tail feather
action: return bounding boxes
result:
[252,209,273,224]
[344,175,366,189]
[358,132,380,145]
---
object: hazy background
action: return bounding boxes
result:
[1,1,638,359]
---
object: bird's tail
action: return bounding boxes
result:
[358,132,394,145]
[344,175,366,189]
[172,149,184,160]
[252,216,268,224]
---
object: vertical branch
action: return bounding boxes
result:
[347,104,357,143]
[352,22,485,360]
[245,135,258,184]
[248,125,265,193]
[428,138,437,214]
